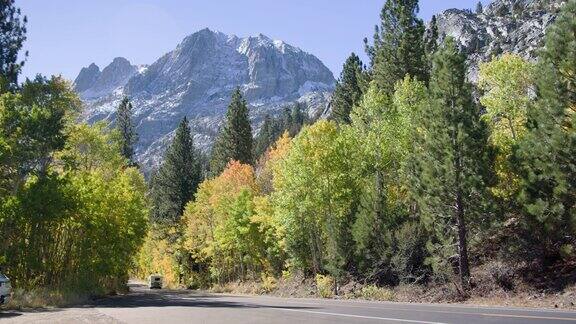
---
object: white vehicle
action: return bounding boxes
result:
[149,275,163,289]
[0,273,12,305]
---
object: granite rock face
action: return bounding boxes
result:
[435,0,565,81]
[74,29,335,172]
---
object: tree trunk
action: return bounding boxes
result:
[334,276,338,296]
[309,229,319,276]
[455,188,470,289]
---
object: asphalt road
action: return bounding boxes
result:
[2,283,576,324]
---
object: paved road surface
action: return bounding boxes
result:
[2,283,576,323]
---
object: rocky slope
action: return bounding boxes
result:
[74,29,335,172]
[435,0,566,81]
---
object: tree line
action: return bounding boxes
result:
[137,0,575,295]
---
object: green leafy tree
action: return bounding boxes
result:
[116,96,138,165]
[349,78,429,283]
[478,54,535,199]
[412,38,492,288]
[210,88,253,176]
[331,53,364,124]
[0,0,28,89]
[479,54,534,145]
[150,117,202,223]
[514,0,576,259]
[1,121,147,293]
[0,76,80,194]
[366,0,428,93]
[274,121,359,290]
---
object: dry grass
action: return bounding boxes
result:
[353,285,395,301]
[204,262,576,310]
[4,288,92,310]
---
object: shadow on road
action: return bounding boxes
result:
[81,283,317,312]
[1,307,63,316]
[0,311,23,319]
[0,283,317,316]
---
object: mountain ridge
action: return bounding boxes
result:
[74,28,335,172]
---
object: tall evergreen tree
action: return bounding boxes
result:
[425,15,439,57]
[413,38,492,288]
[150,117,202,223]
[366,0,428,93]
[0,0,27,89]
[209,88,253,176]
[280,106,292,130]
[254,114,280,159]
[116,96,138,165]
[475,1,484,15]
[331,53,363,124]
[288,102,307,136]
[514,0,575,258]
[253,102,308,159]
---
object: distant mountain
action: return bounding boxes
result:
[435,0,565,81]
[74,57,143,99]
[74,28,335,172]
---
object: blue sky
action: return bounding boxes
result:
[19,0,490,81]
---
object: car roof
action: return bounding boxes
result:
[0,273,8,282]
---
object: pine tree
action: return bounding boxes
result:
[0,0,28,90]
[288,102,307,136]
[514,0,575,257]
[424,15,440,79]
[254,114,280,159]
[425,15,439,57]
[280,106,293,132]
[476,1,484,15]
[253,103,308,159]
[413,37,492,288]
[209,88,253,176]
[150,117,202,223]
[116,96,138,165]
[331,53,363,124]
[366,0,428,93]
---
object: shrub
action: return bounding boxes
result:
[391,221,429,284]
[210,284,233,294]
[185,272,211,290]
[260,275,277,293]
[488,262,515,291]
[358,285,395,301]
[7,288,91,309]
[316,274,334,298]
[560,244,574,260]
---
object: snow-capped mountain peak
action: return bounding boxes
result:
[74,28,335,173]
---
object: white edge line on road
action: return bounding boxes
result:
[239,294,576,314]
[276,308,446,324]
[178,296,576,322]
[279,300,576,322]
